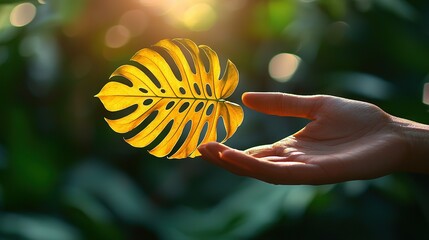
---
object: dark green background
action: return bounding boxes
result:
[1,0,428,239]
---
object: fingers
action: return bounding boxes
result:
[197,142,251,176]
[219,149,319,184]
[242,92,325,119]
[198,142,326,184]
[198,142,274,179]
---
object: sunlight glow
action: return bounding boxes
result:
[182,3,217,31]
[10,3,37,27]
[268,53,301,82]
[139,0,220,31]
[105,25,130,48]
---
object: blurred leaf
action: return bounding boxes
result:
[159,181,316,240]
[0,5,14,38]
[96,38,243,159]
[0,0,38,4]
[318,0,347,19]
[53,0,87,24]
[64,160,155,225]
[251,0,297,37]
[282,186,316,218]
[0,145,7,170]
[0,213,80,240]
[327,72,395,100]
[375,0,417,20]
[3,106,59,207]
[22,32,60,96]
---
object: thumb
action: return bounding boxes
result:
[242,92,323,119]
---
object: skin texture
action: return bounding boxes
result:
[198,92,429,185]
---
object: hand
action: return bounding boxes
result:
[198,92,418,185]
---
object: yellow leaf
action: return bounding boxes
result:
[95,38,244,159]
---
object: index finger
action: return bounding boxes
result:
[242,92,325,120]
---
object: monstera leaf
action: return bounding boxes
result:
[96,38,244,159]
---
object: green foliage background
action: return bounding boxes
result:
[0,0,429,239]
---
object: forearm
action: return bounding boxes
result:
[391,116,429,173]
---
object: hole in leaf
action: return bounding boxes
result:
[130,61,161,88]
[153,46,182,81]
[139,88,148,94]
[206,84,212,97]
[195,102,204,112]
[179,87,186,95]
[169,120,192,156]
[197,122,209,146]
[107,104,138,120]
[179,102,190,113]
[216,117,226,142]
[143,99,153,106]
[175,40,196,74]
[124,110,158,139]
[145,119,173,150]
[199,49,210,73]
[166,101,175,110]
[193,83,201,95]
[110,75,133,87]
[206,103,214,116]
[218,55,227,80]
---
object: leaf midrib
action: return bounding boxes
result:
[108,94,226,102]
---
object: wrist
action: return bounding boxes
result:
[391,116,429,173]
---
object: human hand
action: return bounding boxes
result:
[198,92,418,185]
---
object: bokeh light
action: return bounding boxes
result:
[105,25,130,48]
[268,53,301,82]
[119,9,148,37]
[424,83,429,105]
[9,3,37,27]
[181,3,217,31]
